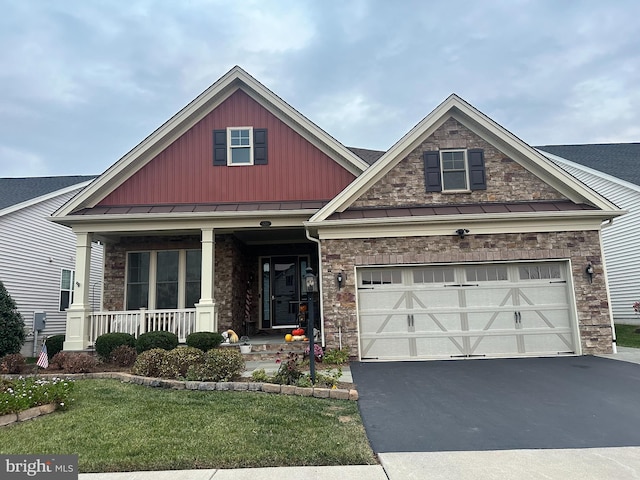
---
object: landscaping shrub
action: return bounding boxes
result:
[49,352,97,373]
[50,352,71,370]
[136,331,179,353]
[0,281,26,357]
[60,353,97,373]
[132,348,167,377]
[95,333,136,361]
[323,348,350,365]
[45,335,65,360]
[110,345,137,367]
[272,352,303,385]
[186,331,224,351]
[186,348,245,382]
[159,346,205,379]
[0,353,25,374]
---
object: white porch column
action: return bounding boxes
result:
[195,227,217,332]
[64,232,93,351]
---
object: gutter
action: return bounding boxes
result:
[305,227,325,348]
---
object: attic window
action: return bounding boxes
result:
[424,149,486,192]
[228,127,253,165]
[441,150,467,190]
[213,128,268,166]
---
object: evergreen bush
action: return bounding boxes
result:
[186,348,245,382]
[132,348,167,377]
[136,331,178,353]
[95,333,136,361]
[185,331,224,351]
[159,346,205,378]
[45,335,65,360]
[0,281,26,357]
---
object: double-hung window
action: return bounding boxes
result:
[228,127,253,165]
[59,268,75,311]
[125,250,201,310]
[424,148,486,192]
[441,150,468,190]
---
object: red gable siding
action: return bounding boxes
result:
[98,90,357,206]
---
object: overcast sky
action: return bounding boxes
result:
[1,0,638,178]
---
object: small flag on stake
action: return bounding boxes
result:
[37,341,49,369]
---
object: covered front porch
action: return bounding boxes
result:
[64,223,321,350]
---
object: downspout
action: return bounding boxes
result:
[305,227,325,347]
[600,220,617,354]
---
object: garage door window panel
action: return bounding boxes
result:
[413,267,455,284]
[519,264,562,280]
[466,266,509,282]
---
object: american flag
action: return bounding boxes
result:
[36,342,49,369]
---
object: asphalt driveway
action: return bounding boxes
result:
[351,356,640,453]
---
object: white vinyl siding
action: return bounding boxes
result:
[547,154,640,324]
[0,189,104,344]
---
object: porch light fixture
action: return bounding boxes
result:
[336,271,344,290]
[259,220,271,228]
[305,267,318,383]
[586,263,594,283]
[455,228,469,239]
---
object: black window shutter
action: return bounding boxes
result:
[424,151,442,192]
[213,130,227,166]
[253,129,268,165]
[468,149,486,190]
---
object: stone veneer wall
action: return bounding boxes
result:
[353,117,567,208]
[320,231,612,356]
[215,235,250,334]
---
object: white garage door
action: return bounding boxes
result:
[357,262,577,360]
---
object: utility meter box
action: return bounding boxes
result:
[34,312,46,331]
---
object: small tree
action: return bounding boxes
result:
[0,281,26,357]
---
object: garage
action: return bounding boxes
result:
[357,261,578,360]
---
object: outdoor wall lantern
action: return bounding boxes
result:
[304,267,317,383]
[455,228,470,239]
[336,271,345,290]
[585,263,594,283]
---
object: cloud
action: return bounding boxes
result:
[0,146,48,177]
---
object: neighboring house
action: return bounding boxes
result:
[536,144,640,325]
[52,66,622,361]
[0,176,103,356]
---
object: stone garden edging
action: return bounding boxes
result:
[0,403,57,427]
[3,372,359,401]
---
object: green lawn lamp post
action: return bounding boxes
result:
[305,267,317,383]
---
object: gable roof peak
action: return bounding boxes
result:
[54,67,369,217]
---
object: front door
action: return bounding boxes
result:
[261,256,309,329]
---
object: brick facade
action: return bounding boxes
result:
[353,117,567,208]
[320,231,612,356]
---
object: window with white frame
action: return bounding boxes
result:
[59,268,75,311]
[125,250,201,310]
[228,127,253,165]
[441,150,468,190]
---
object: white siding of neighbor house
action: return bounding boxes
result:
[544,152,640,325]
[0,189,103,356]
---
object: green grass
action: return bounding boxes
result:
[0,380,375,472]
[615,324,640,348]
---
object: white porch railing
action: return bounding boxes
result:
[89,309,197,344]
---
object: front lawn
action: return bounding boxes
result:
[615,324,640,348]
[0,380,375,472]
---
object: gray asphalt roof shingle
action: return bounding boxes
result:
[0,175,96,211]
[347,147,386,165]
[536,144,640,186]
